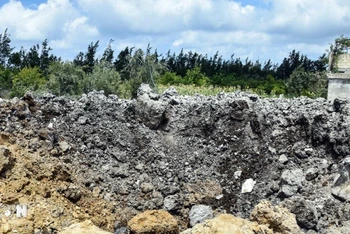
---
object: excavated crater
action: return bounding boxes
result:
[1,85,350,233]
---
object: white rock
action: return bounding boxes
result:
[241,178,256,193]
[59,141,70,152]
[279,154,289,164]
[47,122,53,129]
[4,210,11,217]
[234,170,242,179]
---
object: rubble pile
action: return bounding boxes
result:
[1,85,350,233]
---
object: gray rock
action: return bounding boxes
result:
[332,157,350,201]
[332,182,350,201]
[134,164,144,171]
[114,227,129,234]
[290,199,318,230]
[293,142,311,159]
[279,154,289,164]
[280,169,305,197]
[77,116,88,125]
[140,182,154,193]
[112,167,129,178]
[306,168,319,181]
[325,220,350,234]
[59,141,70,152]
[152,191,164,207]
[162,185,180,196]
[137,83,159,101]
[163,194,182,211]
[188,204,214,227]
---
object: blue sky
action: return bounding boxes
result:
[1,0,349,64]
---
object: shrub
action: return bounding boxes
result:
[80,62,121,95]
[47,62,84,96]
[158,71,182,85]
[11,67,46,97]
[182,66,209,86]
[0,66,14,97]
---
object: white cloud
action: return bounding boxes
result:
[0,0,349,63]
[267,0,350,38]
[76,0,258,34]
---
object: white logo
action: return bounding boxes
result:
[0,204,28,218]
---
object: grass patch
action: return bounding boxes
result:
[157,84,242,96]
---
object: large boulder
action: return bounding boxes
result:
[280,169,305,197]
[250,200,302,234]
[59,220,112,234]
[127,210,179,234]
[181,214,272,234]
[332,157,350,201]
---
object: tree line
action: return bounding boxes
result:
[1,28,346,99]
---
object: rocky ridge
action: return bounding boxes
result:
[0,84,350,233]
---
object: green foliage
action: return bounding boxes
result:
[158,71,182,85]
[120,76,143,99]
[158,84,239,96]
[328,35,350,72]
[121,45,166,97]
[304,71,327,98]
[80,61,121,95]
[158,66,209,87]
[286,67,308,96]
[0,31,335,99]
[101,39,114,64]
[11,67,46,97]
[182,66,209,86]
[74,41,99,73]
[257,74,286,95]
[0,66,14,97]
[0,29,13,67]
[47,62,84,96]
[286,67,327,98]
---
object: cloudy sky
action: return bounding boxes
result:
[0,0,349,64]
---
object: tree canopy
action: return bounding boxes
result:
[0,28,339,99]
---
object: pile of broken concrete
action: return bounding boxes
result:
[0,84,350,233]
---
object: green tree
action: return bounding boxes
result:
[183,65,209,86]
[80,61,121,95]
[11,67,46,97]
[8,47,28,70]
[0,29,13,67]
[40,39,58,77]
[286,67,327,98]
[101,39,114,64]
[303,71,327,98]
[47,62,84,95]
[114,46,133,80]
[121,45,166,97]
[73,41,99,73]
[286,66,308,96]
[158,71,182,85]
[84,41,99,73]
[26,44,40,68]
[0,66,14,97]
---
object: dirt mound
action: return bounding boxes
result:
[1,86,350,233]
